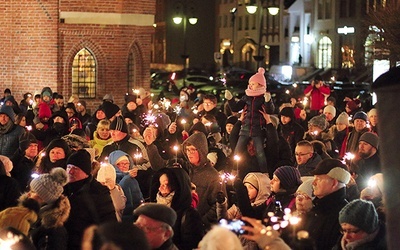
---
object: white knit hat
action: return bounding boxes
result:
[97,163,117,183]
[115,155,129,164]
[30,168,68,204]
[296,179,315,200]
[323,105,336,117]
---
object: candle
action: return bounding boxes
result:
[181,119,187,131]
[173,145,179,163]
[233,155,240,174]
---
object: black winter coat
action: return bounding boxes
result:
[11,151,35,192]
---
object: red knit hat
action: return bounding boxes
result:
[38,102,52,119]
[249,67,267,87]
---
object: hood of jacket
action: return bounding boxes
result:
[40,195,70,228]
[243,172,271,206]
[182,132,208,167]
[108,150,134,173]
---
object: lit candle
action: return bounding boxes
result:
[173,145,179,163]
[181,119,187,131]
[233,155,240,174]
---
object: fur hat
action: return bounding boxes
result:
[311,158,351,184]
[103,94,114,103]
[336,112,349,126]
[339,199,379,234]
[323,105,336,117]
[67,149,92,175]
[353,111,368,122]
[62,134,90,150]
[101,101,120,119]
[134,203,177,227]
[249,67,267,87]
[19,132,38,152]
[110,116,128,134]
[97,163,117,183]
[0,105,15,122]
[359,132,379,149]
[30,168,68,204]
[273,166,302,191]
[308,114,328,130]
[296,179,315,200]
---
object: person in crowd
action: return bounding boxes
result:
[84,104,109,140]
[67,94,79,108]
[121,94,146,128]
[150,166,204,250]
[329,112,351,158]
[63,149,117,249]
[11,132,39,192]
[19,92,35,125]
[32,110,70,147]
[96,162,126,222]
[345,99,362,118]
[221,115,238,155]
[34,101,52,134]
[0,156,21,211]
[99,116,151,199]
[305,158,351,249]
[295,140,322,176]
[323,104,337,128]
[40,87,57,113]
[346,111,370,154]
[82,221,150,250]
[76,100,91,125]
[224,68,274,173]
[181,132,220,229]
[311,140,332,160]
[197,94,227,133]
[53,94,65,112]
[90,119,112,158]
[368,108,378,134]
[64,102,79,120]
[334,199,386,249]
[294,178,315,217]
[197,226,244,250]
[0,105,25,158]
[15,113,27,128]
[102,93,114,103]
[27,168,70,250]
[4,95,22,115]
[304,75,331,117]
[0,88,12,103]
[134,203,178,250]
[36,138,71,173]
[108,150,144,222]
[304,114,338,158]
[351,132,381,190]
[360,173,385,221]
[279,106,305,158]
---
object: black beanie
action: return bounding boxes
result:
[226,115,238,126]
[101,102,120,119]
[66,149,92,175]
[110,116,128,134]
[280,107,295,120]
[124,94,137,104]
[19,132,38,152]
[45,138,71,158]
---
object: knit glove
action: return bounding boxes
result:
[264,92,271,102]
[225,90,233,100]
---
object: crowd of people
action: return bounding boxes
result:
[0,69,387,250]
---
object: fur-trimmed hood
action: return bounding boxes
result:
[39,195,70,229]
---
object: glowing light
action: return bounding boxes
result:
[26,125,32,131]
[368,179,377,188]
[289,216,301,225]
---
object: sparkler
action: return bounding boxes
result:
[133,149,142,166]
[219,172,236,190]
[142,111,158,127]
[173,105,182,122]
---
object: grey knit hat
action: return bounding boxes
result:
[308,114,328,130]
[30,168,68,204]
[359,132,379,149]
[336,112,349,126]
[339,199,379,234]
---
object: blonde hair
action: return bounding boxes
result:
[97,119,111,131]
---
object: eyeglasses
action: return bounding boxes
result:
[340,228,361,235]
[134,223,163,233]
[186,148,198,154]
[117,161,130,166]
[295,152,312,157]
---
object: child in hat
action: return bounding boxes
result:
[224,67,275,174]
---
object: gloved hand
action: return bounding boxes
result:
[216,191,226,204]
[225,90,233,100]
[264,92,271,102]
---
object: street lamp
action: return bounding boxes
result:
[173,0,198,86]
[246,0,280,69]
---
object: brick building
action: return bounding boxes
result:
[0,0,155,111]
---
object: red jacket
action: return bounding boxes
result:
[304,85,330,111]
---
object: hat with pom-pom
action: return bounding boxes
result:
[30,167,68,204]
[249,67,267,88]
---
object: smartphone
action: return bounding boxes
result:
[219,219,246,235]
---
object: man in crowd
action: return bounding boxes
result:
[0,105,24,158]
[346,111,370,154]
[295,140,322,176]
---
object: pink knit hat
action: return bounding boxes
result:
[249,67,267,87]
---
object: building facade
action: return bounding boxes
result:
[0,0,155,109]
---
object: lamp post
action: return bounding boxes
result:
[246,0,279,70]
[173,0,198,86]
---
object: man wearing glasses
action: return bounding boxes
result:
[198,94,226,133]
[305,158,351,249]
[182,132,220,229]
[294,140,322,176]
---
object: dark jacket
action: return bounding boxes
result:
[63,176,117,249]
[228,95,274,137]
[296,153,322,176]
[281,120,305,156]
[182,133,220,229]
[150,167,204,250]
[345,127,370,154]
[351,152,381,190]
[31,195,70,250]
[32,111,70,147]
[198,107,227,133]
[0,121,25,158]
[0,175,21,211]
[11,150,36,192]
[305,187,348,250]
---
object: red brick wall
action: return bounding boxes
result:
[0,0,155,111]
